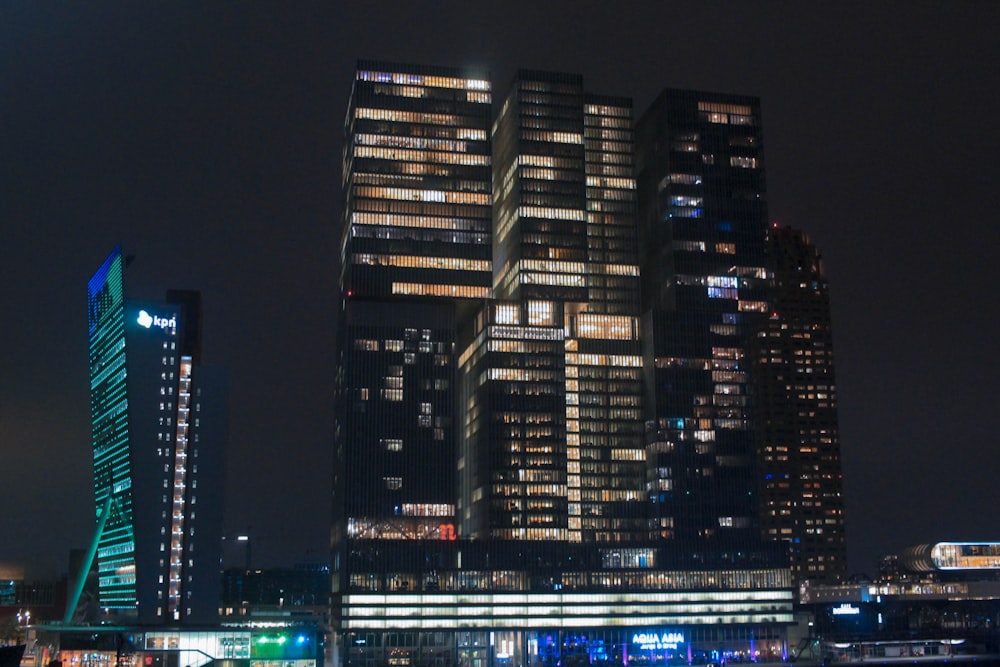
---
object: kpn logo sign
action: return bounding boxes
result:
[137,309,177,332]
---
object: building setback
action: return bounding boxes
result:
[87,246,225,624]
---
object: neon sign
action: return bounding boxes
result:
[137,310,176,331]
[832,603,860,616]
[633,632,684,650]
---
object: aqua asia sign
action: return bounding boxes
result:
[632,632,685,650]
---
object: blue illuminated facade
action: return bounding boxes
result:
[87,247,226,624]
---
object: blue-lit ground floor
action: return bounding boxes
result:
[334,626,790,667]
[333,585,794,667]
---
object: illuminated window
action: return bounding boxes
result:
[730,156,759,169]
[392,283,491,299]
[527,301,555,326]
[495,303,520,325]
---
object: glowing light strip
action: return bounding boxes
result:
[354,253,490,272]
[357,70,490,92]
[344,590,793,605]
[342,613,795,631]
[166,357,193,616]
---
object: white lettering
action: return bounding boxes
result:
[137,310,177,332]
[632,631,684,650]
[832,603,860,616]
[152,315,177,330]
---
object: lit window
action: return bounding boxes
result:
[495,303,520,325]
[730,156,758,169]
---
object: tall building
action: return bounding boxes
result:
[459,71,646,543]
[754,224,847,584]
[87,247,225,624]
[333,61,493,546]
[334,66,795,667]
[636,89,772,549]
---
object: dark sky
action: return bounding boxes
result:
[3,1,999,579]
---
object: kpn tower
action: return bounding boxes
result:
[85,246,225,624]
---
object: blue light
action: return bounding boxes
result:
[296,635,307,645]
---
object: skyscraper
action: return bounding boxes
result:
[333,61,493,546]
[87,247,225,624]
[636,89,772,548]
[333,66,795,667]
[460,71,646,543]
[754,224,848,584]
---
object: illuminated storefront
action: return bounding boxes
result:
[36,625,323,667]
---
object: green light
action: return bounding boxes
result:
[88,247,137,611]
[256,635,288,645]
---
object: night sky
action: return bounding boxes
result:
[3,1,999,579]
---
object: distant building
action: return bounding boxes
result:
[799,542,1000,660]
[86,247,226,624]
[221,564,330,617]
[753,225,847,584]
[0,563,64,626]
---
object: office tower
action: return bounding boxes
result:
[87,247,225,624]
[636,89,772,548]
[334,61,493,543]
[334,66,794,667]
[462,71,646,542]
[754,224,847,584]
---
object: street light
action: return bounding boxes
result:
[15,609,30,649]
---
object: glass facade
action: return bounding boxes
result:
[476,74,648,544]
[753,225,847,584]
[44,626,322,667]
[88,247,137,611]
[334,61,494,549]
[86,250,224,624]
[341,60,493,301]
[335,67,802,667]
[636,90,771,550]
[337,541,792,666]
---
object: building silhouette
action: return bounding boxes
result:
[753,224,847,584]
[635,89,771,549]
[86,247,225,624]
